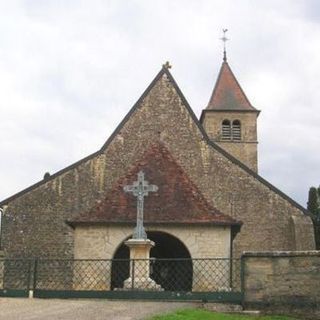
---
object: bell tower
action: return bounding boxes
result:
[200,43,260,172]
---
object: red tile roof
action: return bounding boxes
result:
[207,61,257,111]
[69,143,241,227]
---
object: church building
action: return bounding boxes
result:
[0,54,315,269]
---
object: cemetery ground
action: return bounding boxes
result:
[0,298,195,320]
[0,299,301,320]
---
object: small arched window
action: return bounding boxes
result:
[232,120,241,141]
[221,120,231,140]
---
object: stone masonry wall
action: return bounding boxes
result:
[74,225,231,260]
[242,251,320,319]
[1,69,315,259]
[202,111,258,172]
[73,224,231,291]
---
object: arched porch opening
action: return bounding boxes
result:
[111,231,193,291]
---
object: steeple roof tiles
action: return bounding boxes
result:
[207,61,258,111]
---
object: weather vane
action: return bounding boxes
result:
[220,29,229,62]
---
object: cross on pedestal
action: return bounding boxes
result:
[123,171,158,239]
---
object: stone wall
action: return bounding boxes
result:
[0,69,315,260]
[202,111,258,172]
[242,251,320,319]
[74,224,231,291]
[74,225,231,259]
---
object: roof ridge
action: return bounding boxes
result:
[223,62,256,110]
[0,67,168,206]
[100,67,168,151]
[0,66,309,218]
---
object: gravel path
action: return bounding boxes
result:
[0,298,198,320]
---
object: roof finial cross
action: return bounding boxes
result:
[220,29,229,62]
[162,61,172,69]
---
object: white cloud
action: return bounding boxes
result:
[0,0,320,207]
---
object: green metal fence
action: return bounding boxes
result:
[0,258,242,302]
[0,259,32,297]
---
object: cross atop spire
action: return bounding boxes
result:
[220,29,229,62]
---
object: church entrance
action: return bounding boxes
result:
[111,231,193,291]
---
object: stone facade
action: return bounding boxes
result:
[0,65,315,261]
[74,225,231,260]
[201,110,258,172]
[73,225,231,291]
[242,251,320,319]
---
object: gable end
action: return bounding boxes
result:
[0,67,311,218]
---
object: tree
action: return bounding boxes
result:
[307,187,319,216]
[318,186,320,209]
[307,186,320,250]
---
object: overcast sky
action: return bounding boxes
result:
[0,0,319,207]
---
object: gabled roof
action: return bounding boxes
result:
[68,143,241,227]
[206,61,258,111]
[0,65,310,217]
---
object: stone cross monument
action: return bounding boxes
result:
[122,170,162,290]
[123,170,158,239]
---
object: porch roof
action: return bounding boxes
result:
[68,143,242,229]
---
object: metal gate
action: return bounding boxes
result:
[0,258,242,303]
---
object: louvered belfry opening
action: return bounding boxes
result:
[221,120,231,140]
[232,120,241,140]
[221,119,241,141]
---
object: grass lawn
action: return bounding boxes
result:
[149,309,298,320]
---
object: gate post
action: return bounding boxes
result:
[131,259,135,290]
[240,255,245,307]
[27,260,32,298]
[29,259,38,298]
[229,258,233,289]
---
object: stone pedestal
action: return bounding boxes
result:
[123,239,162,291]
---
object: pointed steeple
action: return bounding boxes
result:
[206,61,257,111]
[200,54,260,172]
